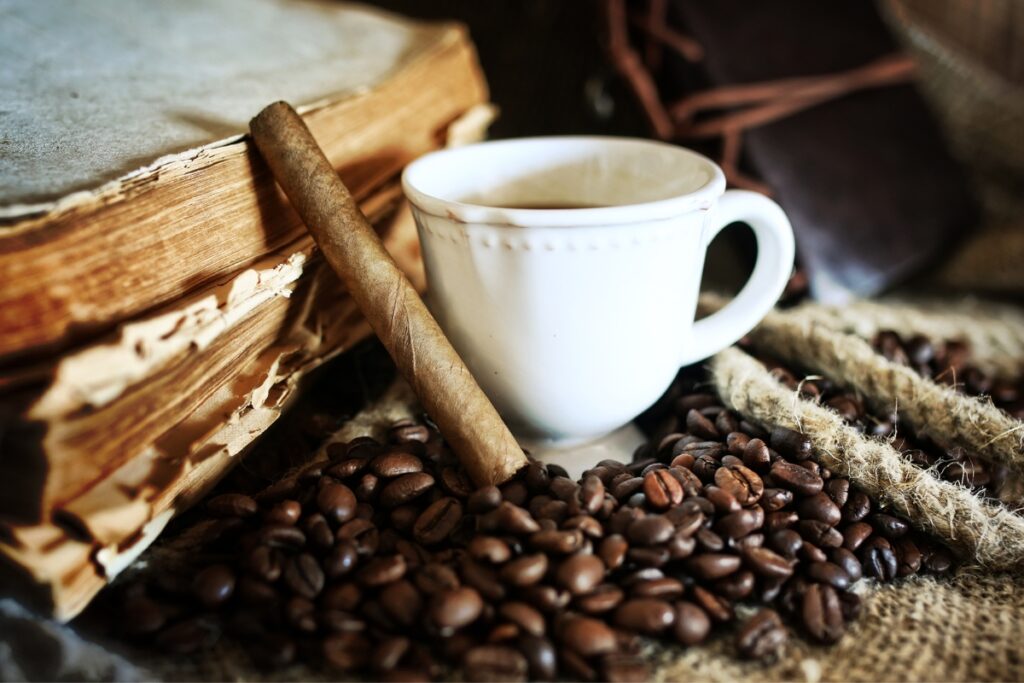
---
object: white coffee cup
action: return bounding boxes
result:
[402,136,794,449]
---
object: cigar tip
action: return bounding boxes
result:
[250,100,299,134]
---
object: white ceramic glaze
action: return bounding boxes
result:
[402,136,794,447]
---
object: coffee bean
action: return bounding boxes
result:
[265,499,302,526]
[627,515,674,546]
[761,488,793,512]
[495,502,541,535]
[769,461,823,496]
[413,497,463,546]
[870,513,909,539]
[555,553,604,595]
[862,544,898,581]
[829,547,863,582]
[467,485,502,514]
[714,464,764,505]
[390,421,431,444]
[601,653,649,683]
[415,563,460,595]
[155,617,219,654]
[379,472,435,507]
[579,474,605,515]
[643,469,684,509]
[371,451,424,477]
[257,524,306,549]
[894,537,923,576]
[323,632,371,670]
[499,553,549,587]
[468,535,513,563]
[741,437,772,471]
[716,508,762,539]
[824,479,850,507]
[806,561,851,590]
[463,644,527,682]
[323,543,358,581]
[686,409,720,439]
[379,580,422,627]
[279,554,322,600]
[768,529,803,559]
[244,545,283,582]
[122,596,166,636]
[358,554,407,587]
[770,426,812,461]
[285,596,317,632]
[841,521,874,551]
[801,583,845,643]
[192,564,235,608]
[736,608,787,659]
[431,587,483,631]
[687,553,741,580]
[692,585,733,622]
[318,482,357,524]
[704,485,740,513]
[797,492,842,526]
[743,546,794,579]
[497,602,545,637]
[559,616,616,656]
[672,601,711,645]
[841,490,872,522]
[796,520,843,548]
[372,636,410,672]
[206,493,258,518]
[337,518,380,556]
[614,598,675,634]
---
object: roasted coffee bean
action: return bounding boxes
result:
[770,426,812,461]
[326,457,368,480]
[285,596,317,632]
[576,584,624,614]
[715,411,740,435]
[468,535,513,563]
[768,529,803,559]
[627,545,670,567]
[431,587,483,631]
[284,553,325,599]
[467,485,502,514]
[829,548,863,582]
[192,564,235,608]
[736,608,787,659]
[357,554,406,587]
[797,492,842,526]
[597,534,629,570]
[556,553,605,595]
[824,479,850,507]
[244,545,283,582]
[716,508,762,539]
[687,553,741,580]
[441,467,475,497]
[337,518,380,556]
[743,546,794,579]
[379,580,422,627]
[796,520,843,548]
[862,544,899,581]
[495,502,541,535]
[761,487,793,512]
[496,602,545,637]
[727,431,751,456]
[371,451,424,477]
[841,521,874,551]
[415,563,460,595]
[668,466,704,497]
[841,490,872,522]
[870,512,909,539]
[692,586,733,622]
[206,493,258,518]
[801,583,845,643]
[627,515,674,546]
[714,569,756,601]
[530,528,583,555]
[500,553,549,587]
[264,499,302,526]
[673,601,711,645]
[769,461,823,496]
[463,644,528,682]
[318,482,357,524]
[155,617,219,654]
[614,598,675,634]
[461,558,506,602]
[413,497,463,546]
[643,469,684,509]
[806,561,851,590]
[601,653,649,683]
[714,464,764,505]
[704,485,741,513]
[894,537,923,576]
[579,474,606,515]
[379,472,435,507]
[305,514,335,549]
[323,632,371,671]
[122,596,166,636]
[559,616,617,656]
[686,409,720,439]
[765,510,798,532]
[372,636,410,672]
[257,524,305,549]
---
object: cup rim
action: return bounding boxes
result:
[401,135,726,228]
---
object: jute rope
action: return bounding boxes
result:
[781,297,1024,379]
[743,310,1024,478]
[711,346,1024,568]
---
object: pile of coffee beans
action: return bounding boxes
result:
[872,330,1024,419]
[113,386,955,681]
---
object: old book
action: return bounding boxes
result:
[0,0,487,361]
[0,199,422,621]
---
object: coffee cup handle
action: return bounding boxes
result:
[680,189,795,367]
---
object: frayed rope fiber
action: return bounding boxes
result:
[711,347,1024,569]
[747,311,1024,477]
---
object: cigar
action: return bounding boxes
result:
[249,101,528,486]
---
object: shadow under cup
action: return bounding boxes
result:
[401,137,729,448]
